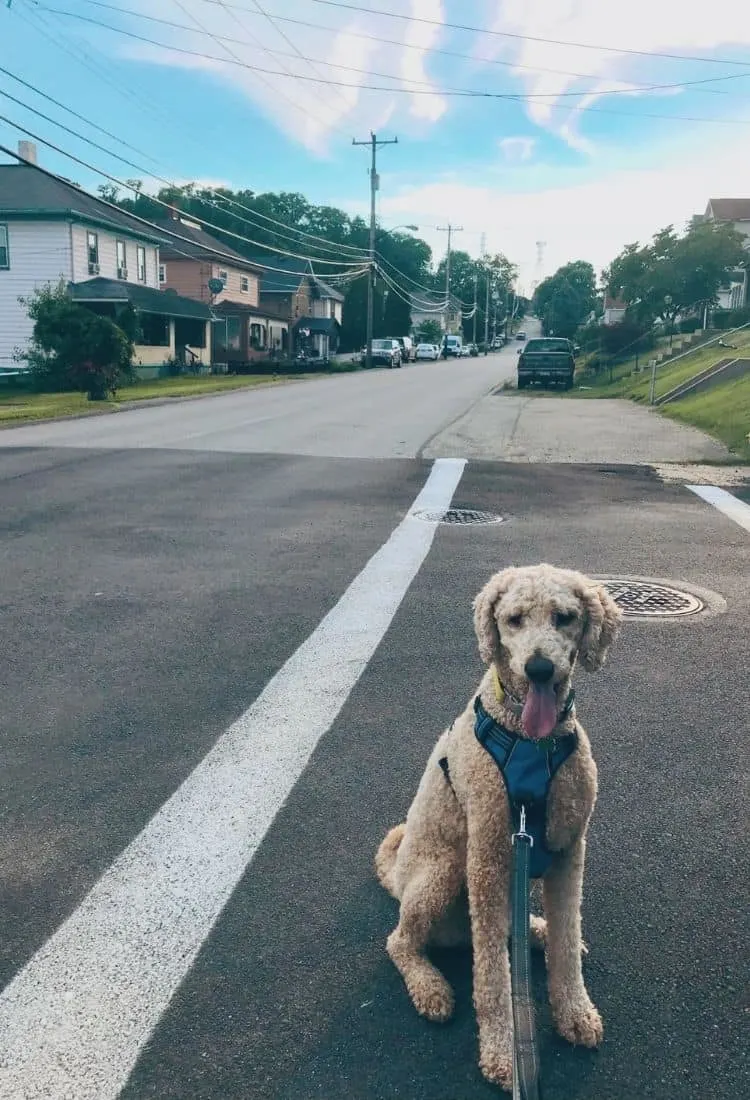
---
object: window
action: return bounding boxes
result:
[137,246,146,283]
[139,314,170,347]
[87,231,99,274]
[240,275,249,293]
[218,269,228,285]
[226,316,241,351]
[116,240,127,279]
[158,263,166,284]
[0,224,8,269]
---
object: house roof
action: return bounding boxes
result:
[0,164,164,243]
[294,316,340,334]
[212,298,289,322]
[706,198,750,221]
[69,277,212,320]
[153,218,264,272]
[251,256,345,300]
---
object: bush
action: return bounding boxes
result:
[711,309,733,330]
[17,281,135,400]
[678,317,701,334]
[577,321,604,351]
[599,318,654,358]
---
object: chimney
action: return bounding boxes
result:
[18,141,38,165]
[168,204,180,221]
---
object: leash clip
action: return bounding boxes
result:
[512,803,533,847]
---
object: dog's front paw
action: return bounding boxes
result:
[553,998,603,1048]
[479,1046,513,1091]
[409,971,455,1022]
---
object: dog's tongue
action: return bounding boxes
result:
[522,684,558,740]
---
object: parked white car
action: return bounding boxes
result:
[416,343,439,361]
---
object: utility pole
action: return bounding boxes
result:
[436,223,463,336]
[472,270,478,345]
[352,132,398,370]
[484,268,491,354]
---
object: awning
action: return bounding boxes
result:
[69,278,212,321]
[293,316,340,335]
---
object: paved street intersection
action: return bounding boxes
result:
[0,355,748,1099]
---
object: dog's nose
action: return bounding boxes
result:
[524,655,555,684]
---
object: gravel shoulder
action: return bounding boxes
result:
[423,392,731,463]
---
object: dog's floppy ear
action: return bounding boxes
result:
[473,568,517,665]
[578,581,623,672]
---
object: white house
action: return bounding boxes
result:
[601,292,627,325]
[409,291,461,335]
[703,199,750,309]
[0,144,212,372]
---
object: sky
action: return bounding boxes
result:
[4,0,750,293]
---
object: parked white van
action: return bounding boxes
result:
[442,335,462,357]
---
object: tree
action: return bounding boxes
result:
[415,318,442,344]
[533,261,597,338]
[113,185,435,349]
[18,281,135,400]
[605,220,748,326]
[432,250,517,341]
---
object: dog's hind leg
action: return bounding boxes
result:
[386,855,462,1022]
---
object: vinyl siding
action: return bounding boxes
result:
[70,224,159,285]
[162,259,212,303]
[210,263,259,307]
[0,220,73,364]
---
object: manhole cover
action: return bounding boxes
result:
[413,507,504,525]
[602,579,704,618]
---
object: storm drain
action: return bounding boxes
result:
[413,507,504,525]
[601,579,704,618]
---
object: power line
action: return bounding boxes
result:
[0,121,367,269]
[25,6,750,124]
[12,3,181,137]
[0,79,367,261]
[30,5,750,100]
[308,0,750,68]
[70,0,750,89]
[241,0,353,117]
[0,65,162,162]
[167,0,348,144]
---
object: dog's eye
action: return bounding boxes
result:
[507,613,524,628]
[555,611,577,627]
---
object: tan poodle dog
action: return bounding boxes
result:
[375,564,622,1091]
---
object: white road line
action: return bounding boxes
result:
[0,457,467,1100]
[687,484,750,534]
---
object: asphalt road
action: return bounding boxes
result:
[0,327,728,464]
[1,345,749,1100]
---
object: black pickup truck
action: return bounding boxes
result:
[517,337,576,390]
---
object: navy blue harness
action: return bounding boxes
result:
[439,694,578,879]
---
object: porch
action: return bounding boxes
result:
[69,278,213,377]
[211,301,290,370]
[294,316,341,358]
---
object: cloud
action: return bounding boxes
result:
[484,0,750,151]
[93,0,451,153]
[499,137,536,162]
[362,129,750,294]
[400,0,447,123]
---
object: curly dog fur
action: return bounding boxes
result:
[375,563,622,1090]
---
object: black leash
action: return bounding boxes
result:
[511,805,543,1100]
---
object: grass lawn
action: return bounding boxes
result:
[575,329,750,401]
[0,373,311,425]
[661,373,750,459]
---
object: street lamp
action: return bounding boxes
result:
[664,294,674,349]
[388,224,419,232]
